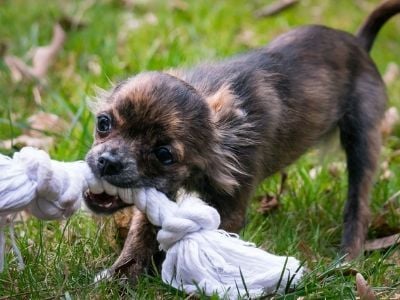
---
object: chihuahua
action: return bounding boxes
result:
[84,0,400,283]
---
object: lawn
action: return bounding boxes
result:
[1,0,400,298]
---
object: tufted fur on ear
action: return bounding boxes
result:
[204,84,259,195]
[87,86,113,114]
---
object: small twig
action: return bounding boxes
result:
[254,0,299,18]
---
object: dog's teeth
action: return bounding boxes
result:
[102,180,118,196]
[98,201,113,208]
[117,188,135,204]
[104,202,112,208]
[87,177,104,194]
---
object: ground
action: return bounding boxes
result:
[0,0,400,298]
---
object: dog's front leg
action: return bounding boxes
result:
[103,207,160,284]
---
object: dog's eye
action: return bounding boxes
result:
[154,146,174,165]
[97,114,112,134]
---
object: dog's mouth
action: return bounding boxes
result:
[83,180,138,214]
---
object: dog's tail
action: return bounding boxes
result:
[357,0,400,52]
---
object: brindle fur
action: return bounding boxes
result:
[85,0,400,282]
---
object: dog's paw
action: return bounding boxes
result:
[94,268,114,283]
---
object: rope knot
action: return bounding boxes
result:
[154,191,220,251]
[1,147,89,220]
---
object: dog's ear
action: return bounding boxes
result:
[206,84,246,122]
[87,86,112,114]
[204,85,249,195]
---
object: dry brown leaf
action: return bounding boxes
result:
[87,55,102,75]
[297,240,315,262]
[257,194,280,214]
[328,162,345,178]
[32,86,43,105]
[381,107,400,138]
[309,166,321,180]
[365,233,400,251]
[32,24,66,78]
[121,12,159,32]
[0,112,67,151]
[1,135,54,151]
[4,23,65,83]
[0,41,7,57]
[235,29,257,48]
[380,160,394,181]
[370,190,400,237]
[254,0,299,18]
[4,55,36,81]
[169,0,189,11]
[143,13,158,26]
[257,172,287,213]
[58,16,87,31]
[27,111,67,136]
[370,211,400,237]
[383,62,399,85]
[356,273,377,300]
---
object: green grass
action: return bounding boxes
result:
[1,0,400,298]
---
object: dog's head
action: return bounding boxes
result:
[84,71,241,213]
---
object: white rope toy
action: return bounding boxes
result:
[0,147,304,298]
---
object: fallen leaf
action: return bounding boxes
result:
[1,135,54,151]
[328,162,345,178]
[354,0,375,12]
[254,0,299,18]
[370,211,400,237]
[297,240,315,262]
[355,273,377,300]
[383,62,399,85]
[309,166,322,180]
[169,0,189,11]
[87,55,102,75]
[0,41,7,57]
[0,112,67,151]
[58,16,87,31]
[257,172,287,213]
[4,23,66,83]
[32,24,66,78]
[365,233,400,251]
[121,12,159,32]
[26,111,67,136]
[235,29,257,48]
[143,13,158,26]
[257,194,280,214]
[380,159,395,181]
[381,107,400,138]
[4,55,36,82]
[370,190,400,237]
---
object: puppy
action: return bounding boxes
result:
[84,0,400,283]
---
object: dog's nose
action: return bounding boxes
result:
[97,152,123,176]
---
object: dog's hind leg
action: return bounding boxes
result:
[339,76,385,260]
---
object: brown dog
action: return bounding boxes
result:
[84,0,400,283]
